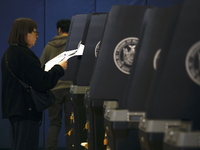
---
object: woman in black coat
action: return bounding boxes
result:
[1,18,67,150]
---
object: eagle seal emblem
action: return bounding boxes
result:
[94,41,101,58]
[113,37,138,74]
[153,49,161,70]
[185,41,200,85]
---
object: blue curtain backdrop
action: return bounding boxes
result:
[0,0,184,149]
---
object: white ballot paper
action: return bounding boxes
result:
[44,44,85,71]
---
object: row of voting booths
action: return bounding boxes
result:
[58,0,200,149]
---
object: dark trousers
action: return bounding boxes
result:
[46,88,72,150]
[9,120,40,150]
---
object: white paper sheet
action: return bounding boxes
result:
[44,44,85,71]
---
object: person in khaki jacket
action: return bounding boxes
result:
[40,19,72,150]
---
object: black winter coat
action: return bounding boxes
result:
[1,44,64,121]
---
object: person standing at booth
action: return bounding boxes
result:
[40,19,72,150]
[1,18,68,150]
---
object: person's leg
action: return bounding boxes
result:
[9,120,40,150]
[46,90,63,150]
[9,121,15,150]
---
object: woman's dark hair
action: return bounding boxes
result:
[56,19,71,33]
[8,18,37,46]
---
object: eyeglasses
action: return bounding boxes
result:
[33,31,39,36]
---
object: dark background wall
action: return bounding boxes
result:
[0,0,184,149]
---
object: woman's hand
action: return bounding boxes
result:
[59,60,68,70]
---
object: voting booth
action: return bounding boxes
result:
[84,5,151,150]
[102,7,152,150]
[163,1,200,149]
[102,6,153,150]
[126,4,181,150]
[59,14,91,81]
[69,13,107,150]
[103,4,183,149]
[138,0,200,149]
[57,14,91,149]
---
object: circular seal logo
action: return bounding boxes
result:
[153,49,161,70]
[113,37,138,74]
[185,41,200,85]
[94,41,101,58]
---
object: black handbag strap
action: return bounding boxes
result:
[5,51,30,89]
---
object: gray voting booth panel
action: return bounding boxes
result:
[103,5,182,150]
[125,5,181,113]
[76,13,108,86]
[64,14,92,150]
[89,5,148,100]
[69,13,107,150]
[139,0,200,150]
[130,4,182,150]
[104,6,155,150]
[60,14,91,81]
[138,4,183,150]
[85,5,151,150]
